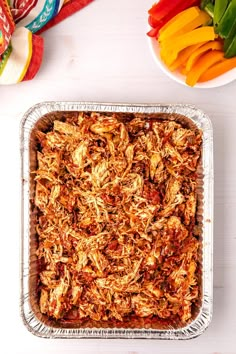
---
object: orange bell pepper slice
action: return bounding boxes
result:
[169,43,207,71]
[185,40,223,72]
[186,50,225,86]
[198,56,236,82]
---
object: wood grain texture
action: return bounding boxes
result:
[0,0,235,353]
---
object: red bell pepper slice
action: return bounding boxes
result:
[148,15,160,28]
[147,0,201,39]
[147,27,160,38]
[148,0,185,19]
[147,12,179,38]
[148,0,200,21]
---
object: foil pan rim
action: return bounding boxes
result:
[20,101,213,339]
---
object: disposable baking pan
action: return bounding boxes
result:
[20,102,213,339]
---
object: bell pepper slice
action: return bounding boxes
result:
[201,0,215,18]
[148,0,183,19]
[148,15,160,28]
[186,50,225,86]
[147,12,183,38]
[225,35,236,58]
[160,9,211,42]
[216,0,236,39]
[147,27,160,38]
[147,0,201,39]
[169,43,206,71]
[161,26,216,66]
[148,0,200,21]
[198,56,236,82]
[179,10,211,34]
[149,0,185,19]
[185,40,223,71]
[158,7,201,42]
[214,0,229,30]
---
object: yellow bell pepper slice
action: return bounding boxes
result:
[159,7,195,35]
[161,26,217,66]
[174,11,211,37]
[159,6,200,42]
[185,40,223,72]
[186,50,225,86]
[159,9,210,42]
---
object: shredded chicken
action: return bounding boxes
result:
[35,111,202,327]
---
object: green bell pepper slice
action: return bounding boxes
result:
[217,0,236,38]
[214,0,229,31]
[225,35,236,58]
[200,0,214,17]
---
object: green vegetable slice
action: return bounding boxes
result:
[214,0,229,31]
[225,35,236,58]
[217,0,236,38]
[201,0,215,18]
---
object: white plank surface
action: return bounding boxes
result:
[0,0,235,353]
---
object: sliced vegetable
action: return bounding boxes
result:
[200,0,214,18]
[169,43,206,71]
[171,10,211,38]
[223,21,236,53]
[158,6,201,42]
[147,0,236,86]
[160,26,216,65]
[148,15,159,28]
[216,0,236,39]
[181,66,188,75]
[225,35,236,58]
[214,0,229,30]
[204,3,214,18]
[186,50,224,86]
[200,0,212,10]
[158,7,189,34]
[185,40,223,71]
[224,36,231,52]
[147,0,201,39]
[198,56,236,81]
[227,23,236,43]
[148,0,185,20]
[147,27,159,38]
[148,0,200,20]
[147,12,182,38]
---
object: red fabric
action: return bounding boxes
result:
[23,0,94,81]
[0,0,94,83]
[37,0,94,34]
[0,0,15,54]
[22,34,44,81]
[11,0,38,24]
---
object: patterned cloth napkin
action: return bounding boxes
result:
[0,0,93,85]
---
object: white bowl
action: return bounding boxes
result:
[147,27,236,88]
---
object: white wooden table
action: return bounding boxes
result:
[0,0,235,353]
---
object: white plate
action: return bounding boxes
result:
[147,6,236,88]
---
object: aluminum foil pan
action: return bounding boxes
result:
[20,102,213,339]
